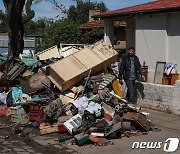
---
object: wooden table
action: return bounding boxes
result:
[163,73,179,85]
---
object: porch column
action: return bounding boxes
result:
[104,18,114,47]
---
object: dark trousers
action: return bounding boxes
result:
[125,80,136,103]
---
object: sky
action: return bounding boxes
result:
[0,0,155,20]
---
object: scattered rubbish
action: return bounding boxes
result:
[152,125,161,132]
[0,105,6,116]
[29,104,44,121]
[64,114,82,135]
[141,111,150,116]
[6,59,26,81]
[0,41,156,147]
[123,112,151,131]
[0,92,7,105]
[44,98,63,123]
[40,124,59,135]
[0,135,10,139]
[91,132,105,137]
[74,133,89,145]
[10,106,27,123]
[112,79,124,98]
[20,72,51,94]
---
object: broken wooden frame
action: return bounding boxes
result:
[154,61,166,84]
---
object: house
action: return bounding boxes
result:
[94,0,180,82]
[80,10,126,51]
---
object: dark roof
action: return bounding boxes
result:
[80,20,126,29]
[94,0,180,18]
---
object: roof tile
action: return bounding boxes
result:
[95,0,180,17]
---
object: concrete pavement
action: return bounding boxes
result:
[1,107,180,154]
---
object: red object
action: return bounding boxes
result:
[40,122,46,129]
[95,0,180,18]
[5,107,11,117]
[29,104,44,121]
[89,135,99,143]
[0,105,5,117]
[58,124,67,133]
[104,113,112,121]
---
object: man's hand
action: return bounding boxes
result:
[119,80,123,85]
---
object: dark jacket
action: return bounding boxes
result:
[119,54,142,80]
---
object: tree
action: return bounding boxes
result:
[39,18,84,51]
[0,10,8,33]
[24,17,51,35]
[3,0,35,60]
[68,0,108,24]
[2,0,66,60]
[35,0,107,51]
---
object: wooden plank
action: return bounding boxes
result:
[73,48,104,69]
[48,56,87,81]
[123,112,150,131]
[40,125,58,135]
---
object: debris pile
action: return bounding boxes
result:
[0,41,153,146]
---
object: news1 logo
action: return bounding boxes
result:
[164,138,179,152]
[132,138,179,152]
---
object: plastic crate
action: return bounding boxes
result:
[29,104,44,121]
[10,106,27,123]
[11,114,27,123]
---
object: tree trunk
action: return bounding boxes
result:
[2,0,34,79]
[4,0,25,60]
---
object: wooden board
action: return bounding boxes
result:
[40,124,58,135]
[46,41,118,92]
[73,48,104,69]
[48,56,87,81]
[123,112,150,131]
[171,73,179,85]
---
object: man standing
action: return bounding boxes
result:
[119,47,142,103]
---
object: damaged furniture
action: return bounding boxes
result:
[46,41,118,92]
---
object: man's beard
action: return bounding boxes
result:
[129,53,134,57]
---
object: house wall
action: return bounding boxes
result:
[126,18,135,51]
[104,19,114,47]
[136,14,168,82]
[167,12,180,71]
[136,12,180,82]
